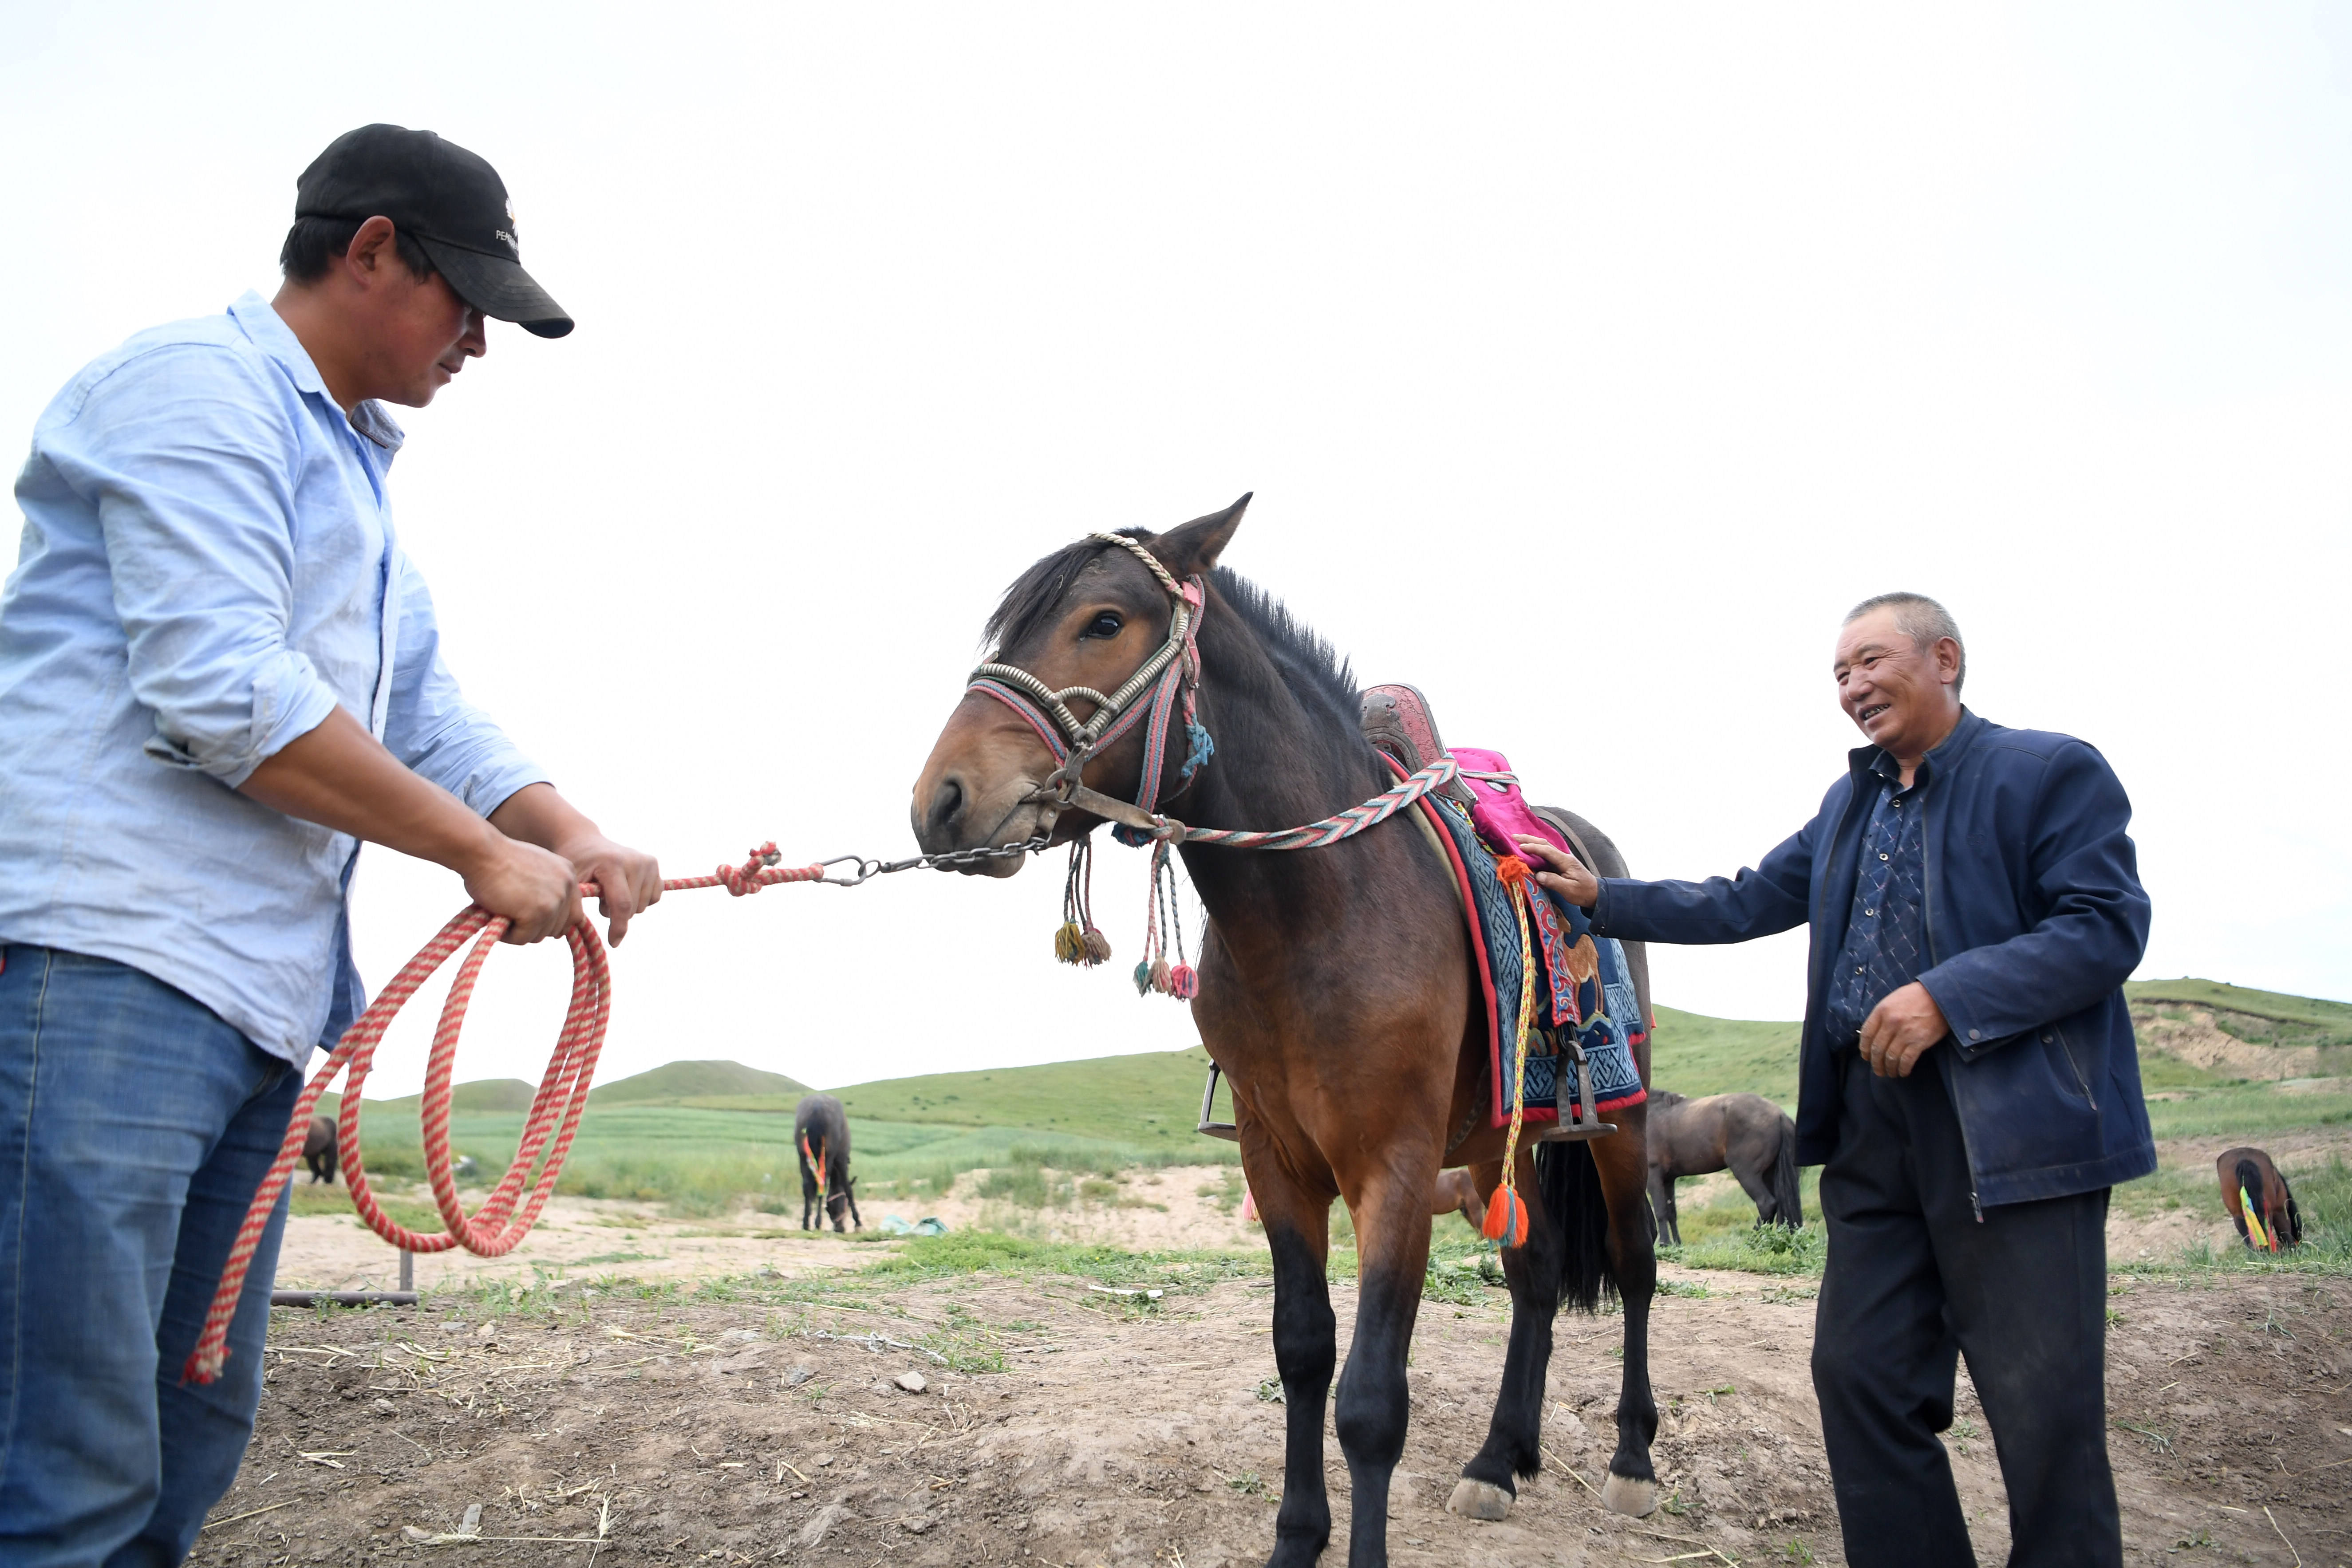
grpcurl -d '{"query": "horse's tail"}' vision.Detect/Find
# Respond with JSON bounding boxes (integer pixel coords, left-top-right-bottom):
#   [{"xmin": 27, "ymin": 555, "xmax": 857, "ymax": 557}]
[
  {"xmin": 2232, "ymin": 1158, "xmax": 2265, "ymax": 1247},
  {"xmin": 1770, "ymin": 1115, "xmax": 1802, "ymax": 1228},
  {"xmin": 1536, "ymin": 1141, "xmax": 1621, "ymax": 1315},
  {"xmin": 802, "ymin": 1133, "xmax": 828, "ymax": 1199}
]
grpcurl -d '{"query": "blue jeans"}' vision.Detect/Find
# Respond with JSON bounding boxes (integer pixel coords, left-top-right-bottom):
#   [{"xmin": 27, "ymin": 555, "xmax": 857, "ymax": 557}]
[{"xmin": 0, "ymin": 946, "xmax": 299, "ymax": 1568}]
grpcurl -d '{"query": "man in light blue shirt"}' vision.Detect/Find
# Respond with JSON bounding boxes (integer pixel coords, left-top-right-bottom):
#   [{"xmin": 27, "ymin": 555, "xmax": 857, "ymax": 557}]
[{"xmin": 0, "ymin": 125, "xmax": 660, "ymax": 1566}]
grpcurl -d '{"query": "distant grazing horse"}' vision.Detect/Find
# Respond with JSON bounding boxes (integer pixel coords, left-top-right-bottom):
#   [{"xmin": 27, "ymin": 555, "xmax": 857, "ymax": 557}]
[
  {"xmin": 302, "ymin": 1115, "xmax": 337, "ymax": 1184},
  {"xmin": 2217, "ymin": 1146, "xmax": 2301, "ymax": 1252},
  {"xmin": 1432, "ymin": 1168, "xmax": 1488, "ymax": 1233},
  {"xmin": 912, "ymin": 498, "xmax": 1664, "ymax": 1564},
  {"xmin": 794, "ymin": 1094, "xmax": 860, "ymax": 1232},
  {"xmin": 1644, "ymin": 1089, "xmax": 1801, "ymax": 1245}
]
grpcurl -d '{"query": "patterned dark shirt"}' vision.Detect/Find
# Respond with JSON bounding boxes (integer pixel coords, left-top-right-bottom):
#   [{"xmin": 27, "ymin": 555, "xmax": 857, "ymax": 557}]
[{"xmin": 1824, "ymin": 754, "xmax": 1927, "ymax": 1047}]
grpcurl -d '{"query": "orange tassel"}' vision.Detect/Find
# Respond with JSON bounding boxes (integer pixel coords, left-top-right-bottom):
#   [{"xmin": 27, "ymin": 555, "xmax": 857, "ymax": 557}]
[
  {"xmin": 1495, "ymin": 855, "xmax": 1533, "ymax": 888},
  {"xmin": 1480, "ymin": 1186, "xmax": 1528, "ymax": 1247}
]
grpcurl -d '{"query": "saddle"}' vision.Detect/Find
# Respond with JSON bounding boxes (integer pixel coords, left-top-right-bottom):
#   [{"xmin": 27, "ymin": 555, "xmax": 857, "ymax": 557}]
[
  {"xmin": 1360, "ymin": 684, "xmax": 1608, "ymax": 875},
  {"xmin": 1360, "ymin": 685, "xmax": 1640, "ymax": 1148}
]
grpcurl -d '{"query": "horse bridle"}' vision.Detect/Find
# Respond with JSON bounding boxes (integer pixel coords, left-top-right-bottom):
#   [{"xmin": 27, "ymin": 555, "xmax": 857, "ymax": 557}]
[{"xmin": 965, "ymin": 532, "xmax": 1210, "ymax": 841}]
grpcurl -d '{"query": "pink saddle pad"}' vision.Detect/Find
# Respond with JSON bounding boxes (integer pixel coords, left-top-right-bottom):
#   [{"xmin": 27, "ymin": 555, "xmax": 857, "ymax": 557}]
[{"xmin": 1451, "ymin": 747, "xmax": 1571, "ymax": 867}]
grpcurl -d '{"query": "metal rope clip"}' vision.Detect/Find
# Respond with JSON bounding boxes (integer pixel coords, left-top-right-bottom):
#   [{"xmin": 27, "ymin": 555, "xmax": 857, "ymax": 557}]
[{"xmin": 815, "ymin": 854, "xmax": 884, "ymax": 887}]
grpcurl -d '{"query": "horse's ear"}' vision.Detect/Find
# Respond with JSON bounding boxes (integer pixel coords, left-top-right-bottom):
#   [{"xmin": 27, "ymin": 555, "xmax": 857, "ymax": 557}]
[{"xmin": 1148, "ymin": 492, "xmax": 1251, "ymax": 579}]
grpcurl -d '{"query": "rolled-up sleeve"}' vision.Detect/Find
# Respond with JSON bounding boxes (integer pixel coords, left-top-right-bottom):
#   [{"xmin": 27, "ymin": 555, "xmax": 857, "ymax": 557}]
[
  {"xmin": 54, "ymin": 347, "xmax": 340, "ymax": 787},
  {"xmin": 381, "ymin": 551, "xmax": 547, "ymax": 816}
]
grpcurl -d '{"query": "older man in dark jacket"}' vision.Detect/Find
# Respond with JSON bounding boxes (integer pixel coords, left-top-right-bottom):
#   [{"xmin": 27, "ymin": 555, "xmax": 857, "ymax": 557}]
[{"xmin": 1520, "ymin": 592, "xmax": 2153, "ymax": 1568}]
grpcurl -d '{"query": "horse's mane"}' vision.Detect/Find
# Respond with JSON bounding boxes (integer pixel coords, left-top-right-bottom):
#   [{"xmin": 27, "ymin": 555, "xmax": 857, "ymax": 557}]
[
  {"xmin": 980, "ymin": 537, "xmax": 1362, "ymax": 724},
  {"xmin": 1206, "ymin": 567, "xmax": 1358, "ymax": 717}
]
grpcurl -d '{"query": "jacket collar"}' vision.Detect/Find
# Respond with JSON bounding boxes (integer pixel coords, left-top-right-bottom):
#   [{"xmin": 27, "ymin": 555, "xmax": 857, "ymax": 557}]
[
  {"xmin": 226, "ymin": 292, "xmax": 407, "ymax": 454},
  {"xmin": 1846, "ymin": 706, "xmax": 1984, "ymax": 788}
]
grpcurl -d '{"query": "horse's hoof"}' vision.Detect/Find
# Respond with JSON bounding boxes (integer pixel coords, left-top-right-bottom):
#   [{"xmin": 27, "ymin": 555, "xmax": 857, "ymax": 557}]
[
  {"xmin": 1600, "ymin": 1472, "xmax": 1660, "ymax": 1518},
  {"xmin": 1446, "ymin": 1479, "xmax": 1513, "ymax": 1521}
]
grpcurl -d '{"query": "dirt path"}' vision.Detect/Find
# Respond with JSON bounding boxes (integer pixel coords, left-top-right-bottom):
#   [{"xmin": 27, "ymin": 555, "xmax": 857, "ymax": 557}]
[
  {"xmin": 274, "ymin": 1166, "xmax": 1257, "ymax": 1294},
  {"xmin": 206, "ymin": 1253, "xmax": 2348, "ymax": 1566}
]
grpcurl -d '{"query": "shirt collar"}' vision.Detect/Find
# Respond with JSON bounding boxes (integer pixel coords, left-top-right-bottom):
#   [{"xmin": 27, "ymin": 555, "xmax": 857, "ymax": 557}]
[
  {"xmin": 1854, "ymin": 705, "xmax": 1979, "ymax": 792},
  {"xmin": 225, "ymin": 292, "xmax": 406, "ymax": 454}
]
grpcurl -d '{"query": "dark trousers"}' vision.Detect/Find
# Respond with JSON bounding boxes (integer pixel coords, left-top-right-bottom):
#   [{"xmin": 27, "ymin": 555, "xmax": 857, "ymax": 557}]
[{"xmin": 1812, "ymin": 1049, "xmax": 2119, "ymax": 1568}]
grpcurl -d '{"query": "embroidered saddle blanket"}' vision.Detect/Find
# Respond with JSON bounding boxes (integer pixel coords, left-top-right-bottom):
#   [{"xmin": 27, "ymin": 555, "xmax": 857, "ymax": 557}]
[{"xmin": 1384, "ymin": 752, "xmax": 1648, "ymax": 1130}]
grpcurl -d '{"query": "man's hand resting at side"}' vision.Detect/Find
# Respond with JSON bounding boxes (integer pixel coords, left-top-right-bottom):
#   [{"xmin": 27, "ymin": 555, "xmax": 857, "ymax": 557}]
[
  {"xmin": 239, "ymin": 708, "xmax": 659, "ymax": 945},
  {"xmin": 1859, "ymin": 981, "xmax": 1948, "ymax": 1078}
]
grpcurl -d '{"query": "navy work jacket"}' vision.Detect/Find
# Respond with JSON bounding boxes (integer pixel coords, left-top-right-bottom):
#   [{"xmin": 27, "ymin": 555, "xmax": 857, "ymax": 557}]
[{"xmin": 1590, "ymin": 709, "xmax": 2156, "ymax": 1210}]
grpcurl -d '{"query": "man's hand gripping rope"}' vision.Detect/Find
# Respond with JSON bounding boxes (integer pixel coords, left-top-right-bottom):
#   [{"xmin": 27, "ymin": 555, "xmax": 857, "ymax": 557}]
[{"xmin": 183, "ymin": 837, "xmax": 1007, "ymax": 1385}]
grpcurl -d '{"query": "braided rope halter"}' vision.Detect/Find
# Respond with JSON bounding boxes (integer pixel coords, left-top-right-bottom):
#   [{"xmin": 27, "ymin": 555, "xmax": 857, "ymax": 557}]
[{"xmin": 966, "ymin": 533, "xmax": 1461, "ymax": 997}]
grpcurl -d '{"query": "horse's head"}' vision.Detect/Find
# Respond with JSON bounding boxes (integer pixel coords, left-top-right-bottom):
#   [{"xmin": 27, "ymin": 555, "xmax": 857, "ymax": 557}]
[
  {"xmin": 826, "ymin": 1182, "xmax": 853, "ymax": 1226},
  {"xmin": 911, "ymin": 495, "xmax": 1249, "ymax": 874}
]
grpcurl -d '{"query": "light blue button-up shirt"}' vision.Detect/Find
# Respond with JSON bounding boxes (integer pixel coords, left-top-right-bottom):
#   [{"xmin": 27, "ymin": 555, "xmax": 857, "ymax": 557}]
[{"xmin": 0, "ymin": 292, "xmax": 546, "ymax": 1064}]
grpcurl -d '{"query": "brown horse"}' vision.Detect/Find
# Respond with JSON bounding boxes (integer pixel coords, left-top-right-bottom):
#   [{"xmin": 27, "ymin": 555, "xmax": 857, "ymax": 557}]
[
  {"xmin": 1643, "ymin": 1089, "xmax": 1801, "ymax": 1245},
  {"xmin": 912, "ymin": 499, "xmax": 1661, "ymax": 1565},
  {"xmin": 2217, "ymin": 1146, "xmax": 2301, "ymax": 1251},
  {"xmin": 302, "ymin": 1114, "xmax": 337, "ymax": 1184},
  {"xmin": 1432, "ymin": 1168, "xmax": 1488, "ymax": 1233},
  {"xmin": 794, "ymin": 1094, "xmax": 860, "ymax": 1232}
]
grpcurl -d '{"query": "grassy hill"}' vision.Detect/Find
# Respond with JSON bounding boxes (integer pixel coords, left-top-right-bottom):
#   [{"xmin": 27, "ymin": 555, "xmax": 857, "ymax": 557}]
[
  {"xmin": 1645, "ymin": 1005, "xmax": 1801, "ymax": 1110},
  {"xmin": 2125, "ymin": 978, "xmax": 2352, "ymax": 1046},
  {"xmin": 314, "ymin": 1077, "xmax": 537, "ymax": 1119},
  {"xmin": 831, "ymin": 1048, "xmax": 1225, "ymax": 1144},
  {"xmin": 587, "ymin": 1060, "xmax": 813, "ymax": 1105},
  {"xmin": 301, "ymin": 978, "xmax": 2348, "ymax": 1232}
]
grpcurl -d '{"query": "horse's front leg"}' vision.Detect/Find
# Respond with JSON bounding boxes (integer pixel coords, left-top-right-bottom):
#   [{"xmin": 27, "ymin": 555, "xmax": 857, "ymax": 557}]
[
  {"xmin": 1251, "ymin": 1158, "xmax": 1338, "ymax": 1568},
  {"xmin": 1592, "ymin": 1115, "xmax": 1662, "ymax": 1516},
  {"xmin": 1334, "ymin": 1154, "xmax": 1440, "ymax": 1567},
  {"xmin": 1450, "ymin": 1146, "xmax": 1562, "ymax": 1521}
]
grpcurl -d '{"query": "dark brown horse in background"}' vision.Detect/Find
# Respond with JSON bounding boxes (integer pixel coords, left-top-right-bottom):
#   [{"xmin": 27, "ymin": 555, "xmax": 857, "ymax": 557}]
[
  {"xmin": 912, "ymin": 498, "xmax": 1662, "ymax": 1566},
  {"xmin": 302, "ymin": 1115, "xmax": 337, "ymax": 1184},
  {"xmin": 1644, "ymin": 1089, "xmax": 1802, "ymax": 1245},
  {"xmin": 794, "ymin": 1093, "xmax": 860, "ymax": 1232}
]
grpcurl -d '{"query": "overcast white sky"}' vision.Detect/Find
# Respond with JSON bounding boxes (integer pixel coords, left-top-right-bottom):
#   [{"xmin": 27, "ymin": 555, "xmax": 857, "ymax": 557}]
[{"xmin": 5, "ymin": 3, "xmax": 2348, "ymax": 1099}]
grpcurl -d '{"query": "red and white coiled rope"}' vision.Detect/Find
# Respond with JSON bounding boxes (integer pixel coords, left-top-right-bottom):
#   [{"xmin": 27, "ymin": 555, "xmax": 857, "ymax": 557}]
[{"xmin": 184, "ymin": 843, "xmax": 822, "ymax": 1384}]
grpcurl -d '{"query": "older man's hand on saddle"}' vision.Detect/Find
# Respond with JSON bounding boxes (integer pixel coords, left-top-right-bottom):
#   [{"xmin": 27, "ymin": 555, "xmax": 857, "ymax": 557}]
[
  {"xmin": 1859, "ymin": 982, "xmax": 1949, "ymax": 1077},
  {"xmin": 1512, "ymin": 833, "xmax": 1599, "ymax": 911}
]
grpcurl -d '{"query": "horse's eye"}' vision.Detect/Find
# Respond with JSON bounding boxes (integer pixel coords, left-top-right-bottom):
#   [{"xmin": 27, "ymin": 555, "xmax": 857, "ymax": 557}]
[{"xmin": 1081, "ymin": 611, "xmax": 1124, "ymax": 640}]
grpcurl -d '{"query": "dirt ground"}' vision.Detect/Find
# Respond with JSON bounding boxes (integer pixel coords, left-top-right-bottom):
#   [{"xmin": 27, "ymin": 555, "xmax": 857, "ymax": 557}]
[
  {"xmin": 276, "ymin": 1136, "xmax": 2332, "ymax": 1297},
  {"xmin": 227, "ymin": 1220, "xmax": 2349, "ymax": 1567},
  {"xmin": 271, "ymin": 1167, "xmax": 1257, "ymax": 1294}
]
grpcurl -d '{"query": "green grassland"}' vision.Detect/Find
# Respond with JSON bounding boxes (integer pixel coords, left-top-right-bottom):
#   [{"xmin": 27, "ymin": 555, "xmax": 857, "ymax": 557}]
[
  {"xmin": 310, "ymin": 977, "xmax": 2347, "ymax": 1276},
  {"xmin": 1645, "ymin": 1005, "xmax": 1802, "ymax": 1108}
]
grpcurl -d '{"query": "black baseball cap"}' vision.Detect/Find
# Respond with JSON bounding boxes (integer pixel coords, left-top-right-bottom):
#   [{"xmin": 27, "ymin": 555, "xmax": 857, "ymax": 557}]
[{"xmin": 295, "ymin": 124, "xmax": 573, "ymax": 339}]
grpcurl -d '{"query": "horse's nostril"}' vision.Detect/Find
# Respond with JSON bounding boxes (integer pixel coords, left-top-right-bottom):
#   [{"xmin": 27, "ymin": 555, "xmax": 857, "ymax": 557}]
[{"xmin": 928, "ymin": 776, "xmax": 965, "ymax": 835}]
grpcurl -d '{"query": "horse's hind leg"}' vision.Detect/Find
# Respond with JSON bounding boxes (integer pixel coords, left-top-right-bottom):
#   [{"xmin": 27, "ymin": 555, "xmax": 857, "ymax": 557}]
[
  {"xmin": 1590, "ymin": 1116, "xmax": 1662, "ymax": 1516},
  {"xmin": 1452, "ymin": 1147, "xmax": 1562, "ymax": 1521},
  {"xmin": 1249, "ymin": 1157, "xmax": 1338, "ymax": 1568}
]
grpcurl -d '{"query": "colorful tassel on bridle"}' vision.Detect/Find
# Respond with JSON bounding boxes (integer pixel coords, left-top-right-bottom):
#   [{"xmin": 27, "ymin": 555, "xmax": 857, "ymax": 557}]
[
  {"xmin": 1480, "ymin": 855, "xmax": 1539, "ymax": 1248},
  {"xmin": 800, "ymin": 1133, "xmax": 828, "ymax": 1200},
  {"xmin": 1125, "ymin": 839, "xmax": 1199, "ymax": 1005},
  {"xmin": 1054, "ymin": 837, "xmax": 1112, "ymax": 967}
]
